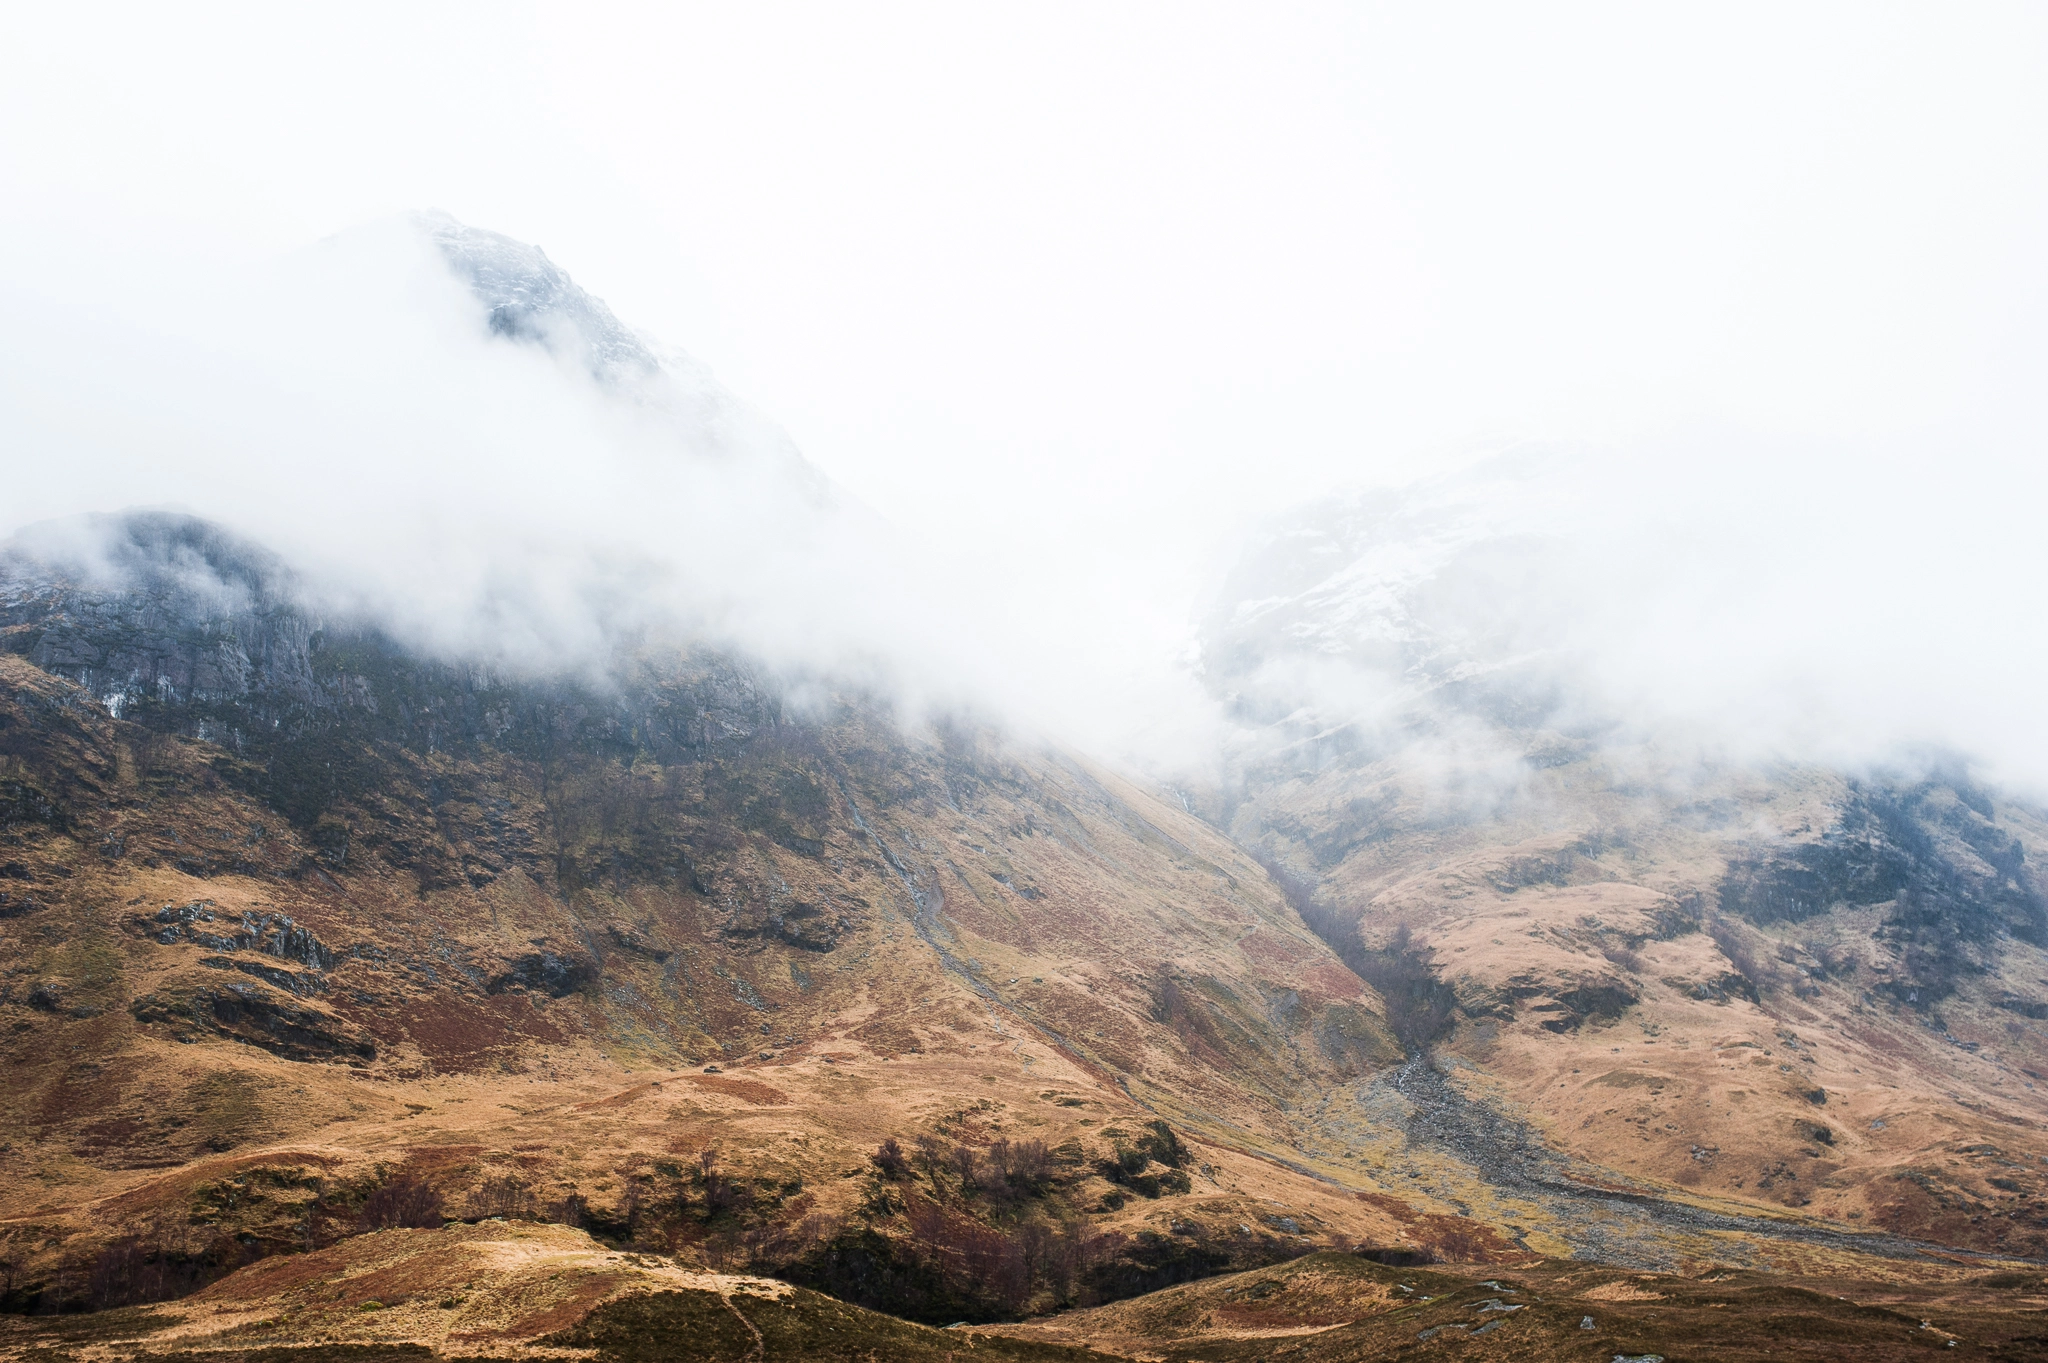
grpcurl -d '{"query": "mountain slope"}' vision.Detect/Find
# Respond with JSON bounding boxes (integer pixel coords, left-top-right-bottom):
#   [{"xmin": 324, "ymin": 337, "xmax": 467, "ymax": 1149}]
[
  {"xmin": 0, "ymin": 511, "xmax": 1410, "ymax": 1315},
  {"xmin": 1192, "ymin": 470, "xmax": 2048, "ymax": 1262},
  {"xmin": 5, "ymin": 225, "xmax": 2046, "ymax": 1361}
]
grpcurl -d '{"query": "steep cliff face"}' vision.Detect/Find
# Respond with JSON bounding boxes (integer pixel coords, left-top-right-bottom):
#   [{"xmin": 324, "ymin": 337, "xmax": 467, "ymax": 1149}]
[{"xmin": 0, "ymin": 512, "xmax": 1408, "ymax": 1313}]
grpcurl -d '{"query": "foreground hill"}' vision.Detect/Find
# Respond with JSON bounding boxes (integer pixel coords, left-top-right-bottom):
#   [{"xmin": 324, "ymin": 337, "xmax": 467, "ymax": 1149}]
[
  {"xmin": 0, "ymin": 1221, "xmax": 1123, "ymax": 1362},
  {"xmin": 5, "ymin": 1227, "xmax": 2044, "ymax": 1362},
  {"xmin": 980, "ymin": 1247, "xmax": 2048, "ymax": 1361}
]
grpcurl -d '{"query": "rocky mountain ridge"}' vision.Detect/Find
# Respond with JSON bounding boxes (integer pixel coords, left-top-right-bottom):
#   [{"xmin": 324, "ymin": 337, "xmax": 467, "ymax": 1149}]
[{"xmin": 0, "ymin": 508, "xmax": 1411, "ymax": 1322}]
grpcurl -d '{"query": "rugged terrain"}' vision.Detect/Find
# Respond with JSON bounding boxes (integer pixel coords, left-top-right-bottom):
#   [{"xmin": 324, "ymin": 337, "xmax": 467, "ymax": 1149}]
[
  {"xmin": 7, "ymin": 515, "xmax": 2048, "ymax": 1359},
  {"xmin": 981, "ymin": 1247, "xmax": 2048, "ymax": 1360},
  {"xmin": 4, "ymin": 225, "xmax": 2048, "ymax": 1358},
  {"xmin": 0, "ymin": 1222, "xmax": 1124, "ymax": 1362},
  {"xmin": 0, "ymin": 513, "xmax": 1423, "ymax": 1321},
  {"xmin": 1186, "ymin": 472, "xmax": 2048, "ymax": 1267},
  {"xmin": 8, "ymin": 1229, "xmax": 2046, "ymax": 1362}
]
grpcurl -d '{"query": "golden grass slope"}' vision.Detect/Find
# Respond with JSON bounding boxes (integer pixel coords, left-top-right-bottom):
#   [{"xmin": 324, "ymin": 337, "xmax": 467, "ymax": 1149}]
[
  {"xmin": 1216, "ymin": 747, "xmax": 2048, "ymax": 1258},
  {"xmin": 0, "ymin": 648, "xmax": 1416, "ymax": 1301}
]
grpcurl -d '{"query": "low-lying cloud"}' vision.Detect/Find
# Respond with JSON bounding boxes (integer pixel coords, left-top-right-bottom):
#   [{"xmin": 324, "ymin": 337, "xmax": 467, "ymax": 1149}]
[
  {"xmin": 1199, "ymin": 439, "xmax": 2048, "ymax": 797},
  {"xmin": 1, "ymin": 214, "xmax": 998, "ymax": 721},
  {"xmin": 2, "ymin": 215, "xmax": 2043, "ymax": 799}
]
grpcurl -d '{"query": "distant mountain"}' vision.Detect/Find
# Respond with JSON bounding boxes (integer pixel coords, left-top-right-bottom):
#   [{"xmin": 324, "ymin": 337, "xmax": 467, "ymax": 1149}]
[
  {"xmin": 419, "ymin": 211, "xmax": 664, "ymax": 382},
  {"xmin": 412, "ymin": 209, "xmax": 822, "ymax": 489},
  {"xmin": 1191, "ymin": 461, "xmax": 2048, "ymax": 1260}
]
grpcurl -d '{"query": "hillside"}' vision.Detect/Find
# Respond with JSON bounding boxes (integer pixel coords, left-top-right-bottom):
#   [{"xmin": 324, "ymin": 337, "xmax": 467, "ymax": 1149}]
[
  {"xmin": 1190, "ymin": 471, "xmax": 2048, "ymax": 1263},
  {"xmin": 4, "ymin": 225, "xmax": 2048, "ymax": 1360},
  {"xmin": 7, "ymin": 1232, "xmax": 2045, "ymax": 1363},
  {"xmin": 978, "ymin": 1248, "xmax": 2048, "ymax": 1360},
  {"xmin": 0, "ymin": 512, "xmax": 1409, "ymax": 1318}
]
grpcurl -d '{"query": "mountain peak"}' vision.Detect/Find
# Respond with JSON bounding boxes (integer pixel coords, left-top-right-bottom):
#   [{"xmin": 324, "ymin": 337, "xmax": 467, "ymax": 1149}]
[{"xmin": 413, "ymin": 210, "xmax": 660, "ymax": 383}]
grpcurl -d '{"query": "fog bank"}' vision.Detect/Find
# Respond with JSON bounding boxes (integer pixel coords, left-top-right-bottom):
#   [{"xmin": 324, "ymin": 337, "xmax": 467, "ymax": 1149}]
[
  {"xmin": 0, "ymin": 215, "xmax": 1010, "ymax": 723},
  {"xmin": 1, "ymin": 214, "xmax": 2044, "ymax": 798},
  {"xmin": 1199, "ymin": 442, "xmax": 2048, "ymax": 797}
]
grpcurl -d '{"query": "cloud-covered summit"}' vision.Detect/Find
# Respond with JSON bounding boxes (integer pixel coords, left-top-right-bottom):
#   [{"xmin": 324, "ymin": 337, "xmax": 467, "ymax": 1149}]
[
  {"xmin": 0, "ymin": 214, "xmax": 951, "ymax": 709},
  {"xmin": 1197, "ymin": 444, "xmax": 2048, "ymax": 796},
  {"xmin": 419, "ymin": 210, "xmax": 661, "ymax": 382}
]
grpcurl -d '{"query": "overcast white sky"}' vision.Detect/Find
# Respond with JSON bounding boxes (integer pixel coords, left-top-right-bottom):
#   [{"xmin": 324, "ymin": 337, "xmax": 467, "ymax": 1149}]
[{"xmin": 4, "ymin": 3, "xmax": 2046, "ymax": 768}]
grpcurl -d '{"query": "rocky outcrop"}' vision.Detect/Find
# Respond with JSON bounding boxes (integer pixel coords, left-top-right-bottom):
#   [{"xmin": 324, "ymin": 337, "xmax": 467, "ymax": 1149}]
[
  {"xmin": 487, "ymin": 951, "xmax": 597, "ymax": 999},
  {"xmin": 130, "ymin": 979, "xmax": 374, "ymax": 1062},
  {"xmin": 150, "ymin": 901, "xmax": 335, "ymax": 968}
]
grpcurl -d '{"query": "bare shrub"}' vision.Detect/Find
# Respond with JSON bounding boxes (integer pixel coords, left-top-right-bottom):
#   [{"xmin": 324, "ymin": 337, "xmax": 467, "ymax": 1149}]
[
  {"xmin": 912, "ymin": 1132, "xmax": 947, "ymax": 1184},
  {"xmin": 783, "ymin": 1208, "xmax": 1132, "ymax": 1322},
  {"xmin": 795, "ymin": 1212, "xmax": 843, "ymax": 1250},
  {"xmin": 84, "ymin": 1231, "xmax": 260, "ymax": 1310},
  {"xmin": 870, "ymin": 1137, "xmax": 911, "ymax": 1181},
  {"xmin": 945, "ymin": 1143, "xmax": 984, "ymax": 1193},
  {"xmin": 468, "ymin": 1175, "xmax": 536, "ymax": 1221},
  {"xmin": 988, "ymin": 1138, "xmax": 1052, "ymax": 1194},
  {"xmin": 1030, "ymin": 1218, "xmax": 1118, "ymax": 1305},
  {"xmin": 697, "ymin": 1148, "xmax": 750, "ymax": 1219},
  {"xmin": 701, "ymin": 1227, "xmax": 743, "ymax": 1270},
  {"xmin": 904, "ymin": 1198, "xmax": 1030, "ymax": 1313},
  {"xmin": 358, "ymin": 1175, "xmax": 443, "ymax": 1230},
  {"xmin": 86, "ymin": 1240, "xmax": 185, "ymax": 1310}
]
